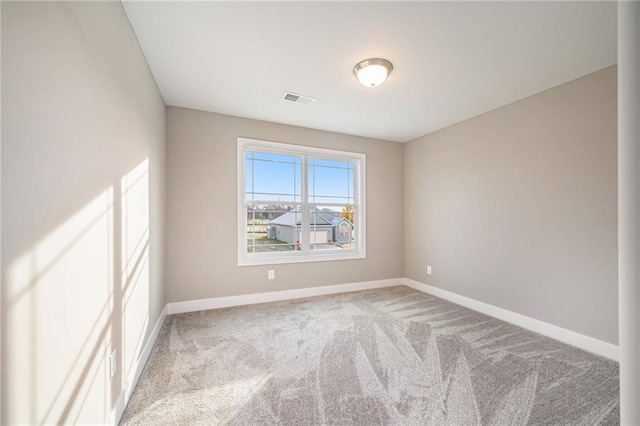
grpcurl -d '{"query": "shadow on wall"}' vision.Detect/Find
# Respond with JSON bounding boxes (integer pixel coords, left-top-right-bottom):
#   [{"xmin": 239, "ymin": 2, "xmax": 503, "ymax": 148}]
[{"xmin": 3, "ymin": 159, "xmax": 151, "ymax": 424}]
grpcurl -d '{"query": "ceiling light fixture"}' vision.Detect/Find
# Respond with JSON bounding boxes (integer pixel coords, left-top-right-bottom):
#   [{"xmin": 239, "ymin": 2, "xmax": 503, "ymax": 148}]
[{"xmin": 353, "ymin": 58, "xmax": 393, "ymax": 88}]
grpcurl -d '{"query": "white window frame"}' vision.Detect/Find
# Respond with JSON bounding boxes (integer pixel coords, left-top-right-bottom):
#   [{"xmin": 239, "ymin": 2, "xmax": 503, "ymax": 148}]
[{"xmin": 237, "ymin": 137, "xmax": 366, "ymax": 266}]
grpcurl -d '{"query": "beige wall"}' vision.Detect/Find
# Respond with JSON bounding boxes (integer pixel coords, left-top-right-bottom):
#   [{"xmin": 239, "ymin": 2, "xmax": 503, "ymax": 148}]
[
  {"xmin": 166, "ymin": 107, "xmax": 404, "ymax": 302},
  {"xmin": 404, "ymin": 66, "xmax": 618, "ymax": 344},
  {"xmin": 1, "ymin": 2, "xmax": 166, "ymax": 424}
]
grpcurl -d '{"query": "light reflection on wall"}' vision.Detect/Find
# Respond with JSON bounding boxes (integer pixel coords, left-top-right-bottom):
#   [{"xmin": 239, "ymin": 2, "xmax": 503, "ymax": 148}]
[
  {"xmin": 121, "ymin": 159, "xmax": 150, "ymax": 389},
  {"xmin": 4, "ymin": 159, "xmax": 151, "ymax": 424}
]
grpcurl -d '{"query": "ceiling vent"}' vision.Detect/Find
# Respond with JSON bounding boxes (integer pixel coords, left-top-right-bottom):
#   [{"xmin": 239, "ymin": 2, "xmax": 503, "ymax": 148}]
[{"xmin": 282, "ymin": 91, "xmax": 316, "ymax": 105}]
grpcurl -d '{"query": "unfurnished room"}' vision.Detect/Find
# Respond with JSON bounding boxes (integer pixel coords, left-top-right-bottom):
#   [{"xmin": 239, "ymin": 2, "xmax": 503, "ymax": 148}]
[{"xmin": 2, "ymin": 1, "xmax": 640, "ymax": 425}]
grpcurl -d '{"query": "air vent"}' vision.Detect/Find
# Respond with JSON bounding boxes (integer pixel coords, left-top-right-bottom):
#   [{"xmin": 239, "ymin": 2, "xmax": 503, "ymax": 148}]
[{"xmin": 282, "ymin": 91, "xmax": 316, "ymax": 105}]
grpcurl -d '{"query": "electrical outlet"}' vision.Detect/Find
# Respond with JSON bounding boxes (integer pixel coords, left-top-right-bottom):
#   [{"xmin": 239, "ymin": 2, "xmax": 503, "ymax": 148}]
[
  {"xmin": 268, "ymin": 270, "xmax": 275, "ymax": 280},
  {"xmin": 427, "ymin": 265, "xmax": 432, "ymax": 275},
  {"xmin": 109, "ymin": 350, "xmax": 117, "ymax": 380}
]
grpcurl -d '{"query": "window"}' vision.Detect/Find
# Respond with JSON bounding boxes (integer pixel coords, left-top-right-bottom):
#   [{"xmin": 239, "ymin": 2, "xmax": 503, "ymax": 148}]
[
  {"xmin": 238, "ymin": 137, "xmax": 366, "ymax": 266},
  {"xmin": 339, "ymin": 222, "xmax": 350, "ymax": 239}
]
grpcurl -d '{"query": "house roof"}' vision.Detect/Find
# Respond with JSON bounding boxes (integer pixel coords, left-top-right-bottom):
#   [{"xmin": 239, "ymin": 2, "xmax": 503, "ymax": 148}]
[
  {"xmin": 320, "ymin": 212, "xmax": 348, "ymax": 226},
  {"xmin": 271, "ymin": 209, "xmax": 350, "ymax": 227}
]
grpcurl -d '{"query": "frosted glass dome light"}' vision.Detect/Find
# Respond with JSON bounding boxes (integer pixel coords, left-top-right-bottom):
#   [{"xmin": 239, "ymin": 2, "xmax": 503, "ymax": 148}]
[{"xmin": 353, "ymin": 58, "xmax": 393, "ymax": 87}]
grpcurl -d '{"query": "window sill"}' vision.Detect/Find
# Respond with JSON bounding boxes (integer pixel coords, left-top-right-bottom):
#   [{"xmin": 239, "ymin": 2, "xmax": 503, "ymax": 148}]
[{"xmin": 238, "ymin": 251, "xmax": 366, "ymax": 266}]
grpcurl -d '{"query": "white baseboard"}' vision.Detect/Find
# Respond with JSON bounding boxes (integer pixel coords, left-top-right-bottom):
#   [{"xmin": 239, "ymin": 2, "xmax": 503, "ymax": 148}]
[
  {"xmin": 167, "ymin": 278, "xmax": 403, "ymax": 315},
  {"xmin": 125, "ymin": 304, "xmax": 169, "ymax": 401},
  {"xmin": 105, "ymin": 390, "xmax": 125, "ymax": 426},
  {"xmin": 404, "ymin": 278, "xmax": 619, "ymax": 361},
  {"xmin": 106, "ymin": 304, "xmax": 169, "ymax": 426}
]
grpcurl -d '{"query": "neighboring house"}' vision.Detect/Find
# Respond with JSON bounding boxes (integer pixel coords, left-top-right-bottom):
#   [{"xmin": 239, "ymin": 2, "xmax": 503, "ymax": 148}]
[{"xmin": 268, "ymin": 209, "xmax": 353, "ymax": 244}]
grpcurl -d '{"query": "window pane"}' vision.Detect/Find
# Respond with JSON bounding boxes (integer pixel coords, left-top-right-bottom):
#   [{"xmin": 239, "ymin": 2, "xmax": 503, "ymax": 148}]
[
  {"xmin": 246, "ymin": 152, "xmax": 301, "ymax": 202},
  {"xmin": 308, "ymin": 205, "xmax": 355, "ymax": 251},
  {"xmin": 246, "ymin": 203, "xmax": 301, "ymax": 253},
  {"xmin": 308, "ymin": 158, "xmax": 354, "ymax": 204}
]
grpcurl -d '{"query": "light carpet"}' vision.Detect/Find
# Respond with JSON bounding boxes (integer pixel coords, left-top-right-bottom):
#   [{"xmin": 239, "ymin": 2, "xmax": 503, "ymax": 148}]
[{"xmin": 120, "ymin": 286, "xmax": 619, "ymax": 425}]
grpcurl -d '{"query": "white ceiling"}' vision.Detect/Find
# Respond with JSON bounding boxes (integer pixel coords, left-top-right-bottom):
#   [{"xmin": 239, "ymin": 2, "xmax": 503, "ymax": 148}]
[{"xmin": 122, "ymin": 1, "xmax": 617, "ymax": 143}]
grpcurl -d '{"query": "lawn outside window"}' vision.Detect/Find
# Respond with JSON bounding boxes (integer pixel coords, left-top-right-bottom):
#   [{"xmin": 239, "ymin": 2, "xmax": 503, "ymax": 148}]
[{"xmin": 237, "ymin": 137, "xmax": 366, "ymax": 266}]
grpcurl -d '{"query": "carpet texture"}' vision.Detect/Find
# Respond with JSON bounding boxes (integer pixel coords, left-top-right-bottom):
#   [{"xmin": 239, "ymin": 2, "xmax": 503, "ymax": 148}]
[{"xmin": 120, "ymin": 286, "xmax": 619, "ymax": 425}]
